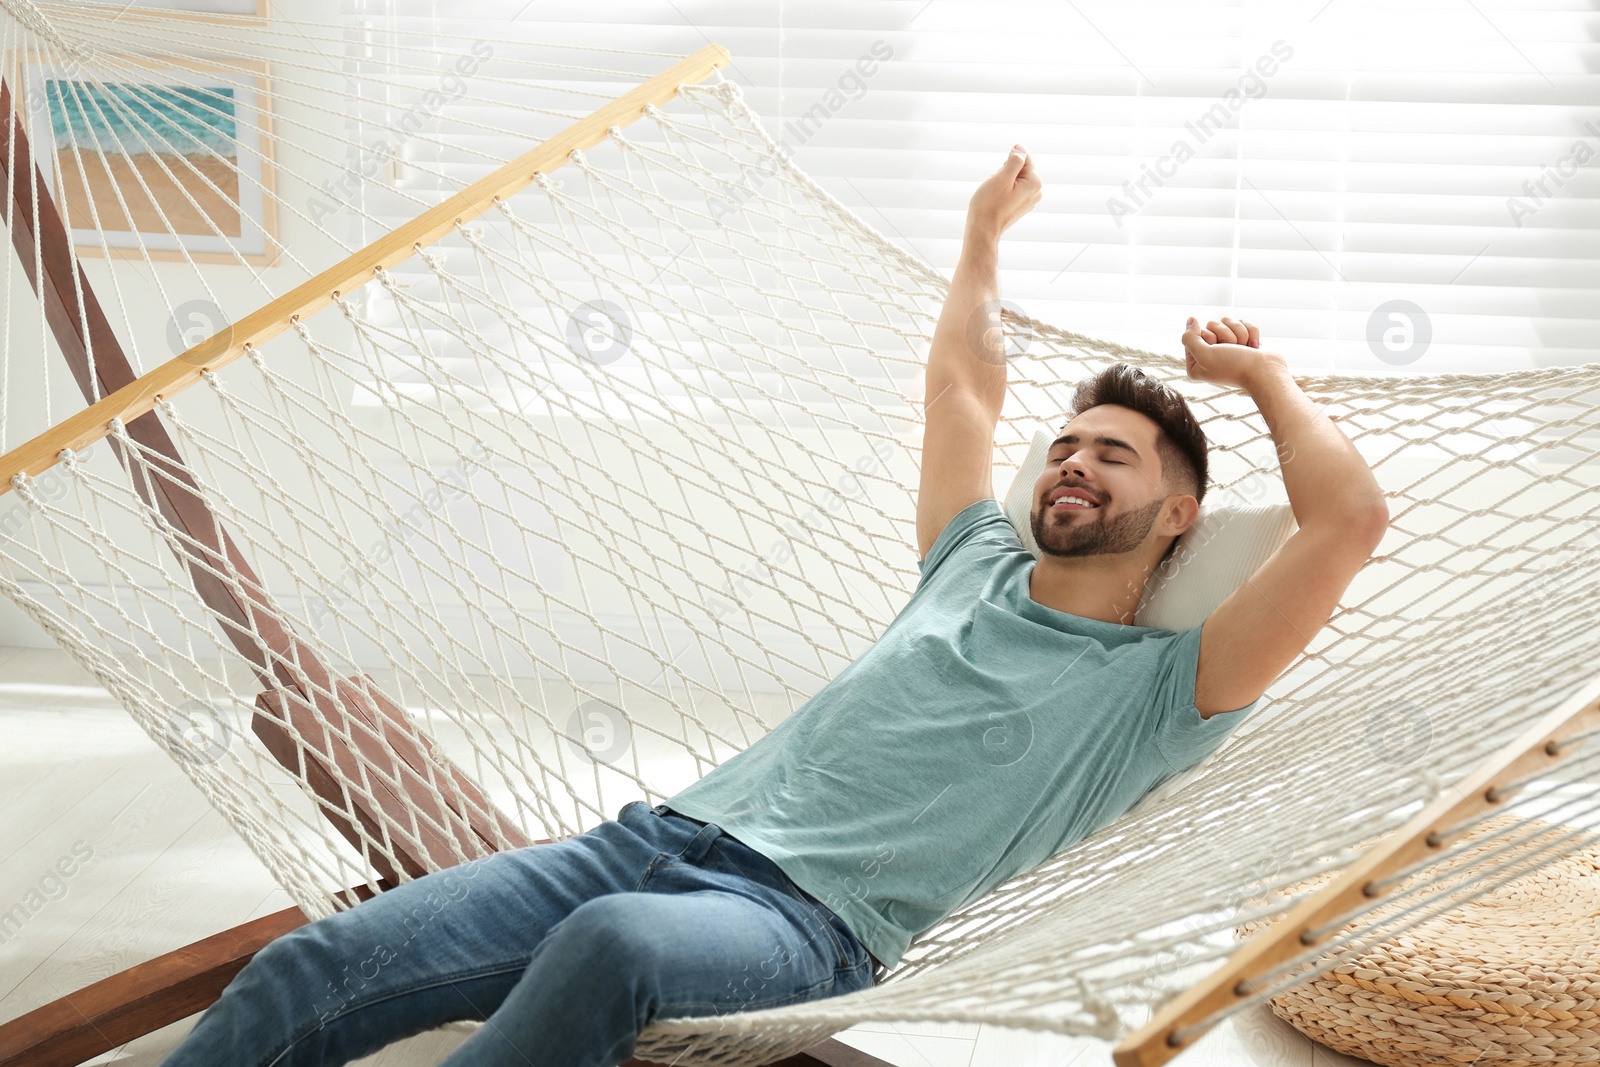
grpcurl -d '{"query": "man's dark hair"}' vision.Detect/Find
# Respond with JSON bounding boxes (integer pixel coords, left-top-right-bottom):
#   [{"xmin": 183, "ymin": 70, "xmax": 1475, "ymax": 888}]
[{"xmin": 1066, "ymin": 361, "xmax": 1210, "ymax": 510}]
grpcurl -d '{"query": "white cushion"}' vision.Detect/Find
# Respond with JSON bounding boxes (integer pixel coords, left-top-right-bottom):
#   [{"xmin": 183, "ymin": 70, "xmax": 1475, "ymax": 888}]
[{"xmin": 1000, "ymin": 426, "xmax": 1298, "ymax": 632}]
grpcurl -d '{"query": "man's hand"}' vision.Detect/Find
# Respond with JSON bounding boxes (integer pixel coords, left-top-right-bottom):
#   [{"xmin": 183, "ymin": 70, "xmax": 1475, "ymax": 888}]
[
  {"xmin": 1181, "ymin": 315, "xmax": 1288, "ymax": 390},
  {"xmin": 966, "ymin": 145, "xmax": 1041, "ymax": 241}
]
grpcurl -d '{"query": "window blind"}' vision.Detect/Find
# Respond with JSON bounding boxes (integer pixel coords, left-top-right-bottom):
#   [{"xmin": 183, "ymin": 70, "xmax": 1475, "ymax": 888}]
[{"xmin": 353, "ymin": 0, "xmax": 1600, "ymax": 373}]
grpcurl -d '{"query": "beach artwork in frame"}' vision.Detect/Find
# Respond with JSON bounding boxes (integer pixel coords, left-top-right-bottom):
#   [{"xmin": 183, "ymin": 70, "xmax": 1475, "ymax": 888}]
[
  {"xmin": 25, "ymin": 59, "xmax": 277, "ymax": 265},
  {"xmin": 91, "ymin": 0, "xmax": 269, "ymax": 19}
]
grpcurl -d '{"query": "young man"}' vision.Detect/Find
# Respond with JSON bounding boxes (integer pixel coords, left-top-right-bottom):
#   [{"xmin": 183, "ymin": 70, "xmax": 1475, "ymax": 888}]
[{"xmin": 161, "ymin": 148, "xmax": 1387, "ymax": 1067}]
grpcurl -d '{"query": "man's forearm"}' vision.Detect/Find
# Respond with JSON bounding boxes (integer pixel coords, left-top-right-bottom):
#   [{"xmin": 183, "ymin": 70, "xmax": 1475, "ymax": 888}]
[
  {"xmin": 1245, "ymin": 361, "xmax": 1388, "ymax": 532},
  {"xmin": 925, "ymin": 225, "xmax": 1007, "ymax": 415}
]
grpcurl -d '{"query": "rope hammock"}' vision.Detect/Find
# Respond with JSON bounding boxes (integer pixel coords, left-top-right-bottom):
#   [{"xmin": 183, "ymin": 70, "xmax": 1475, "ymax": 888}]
[{"xmin": 2, "ymin": 5, "xmax": 1599, "ymax": 1065}]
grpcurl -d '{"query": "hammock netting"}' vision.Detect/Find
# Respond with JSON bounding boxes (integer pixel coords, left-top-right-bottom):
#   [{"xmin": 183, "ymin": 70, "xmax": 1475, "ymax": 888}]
[{"xmin": 1, "ymin": 4, "xmax": 1598, "ymax": 1062}]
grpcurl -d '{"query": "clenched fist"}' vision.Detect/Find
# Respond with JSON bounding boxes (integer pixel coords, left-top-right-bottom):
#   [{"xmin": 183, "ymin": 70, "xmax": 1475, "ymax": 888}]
[
  {"xmin": 1182, "ymin": 315, "xmax": 1287, "ymax": 390},
  {"xmin": 967, "ymin": 145, "xmax": 1041, "ymax": 241}
]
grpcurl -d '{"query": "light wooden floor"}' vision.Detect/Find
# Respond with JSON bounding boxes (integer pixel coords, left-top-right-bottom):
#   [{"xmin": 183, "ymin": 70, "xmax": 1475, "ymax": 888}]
[{"xmin": 0, "ymin": 644, "xmax": 1379, "ymax": 1067}]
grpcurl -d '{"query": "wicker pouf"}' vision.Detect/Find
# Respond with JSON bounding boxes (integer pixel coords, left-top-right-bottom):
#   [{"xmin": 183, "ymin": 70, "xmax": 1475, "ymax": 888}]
[{"xmin": 1233, "ymin": 813, "xmax": 1600, "ymax": 1066}]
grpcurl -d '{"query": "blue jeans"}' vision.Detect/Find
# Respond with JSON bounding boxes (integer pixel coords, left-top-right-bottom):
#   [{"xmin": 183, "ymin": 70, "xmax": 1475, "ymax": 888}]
[{"xmin": 161, "ymin": 802, "xmax": 879, "ymax": 1067}]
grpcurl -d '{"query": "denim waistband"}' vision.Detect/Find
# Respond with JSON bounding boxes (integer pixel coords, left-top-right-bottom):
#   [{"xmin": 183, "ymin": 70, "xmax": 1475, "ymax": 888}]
[
  {"xmin": 649, "ymin": 803, "xmax": 885, "ymax": 976},
  {"xmin": 649, "ymin": 803, "xmax": 724, "ymax": 864}
]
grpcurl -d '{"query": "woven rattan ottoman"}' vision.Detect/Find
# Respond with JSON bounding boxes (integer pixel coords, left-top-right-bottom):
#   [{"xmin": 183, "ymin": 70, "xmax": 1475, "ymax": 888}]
[{"xmin": 1234, "ymin": 813, "xmax": 1600, "ymax": 1066}]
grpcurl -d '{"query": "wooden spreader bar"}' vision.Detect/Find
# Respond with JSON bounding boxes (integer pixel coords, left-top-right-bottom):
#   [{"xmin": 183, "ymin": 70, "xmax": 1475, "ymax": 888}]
[
  {"xmin": 1113, "ymin": 673, "xmax": 1600, "ymax": 1066},
  {"xmin": 0, "ymin": 43, "xmax": 732, "ymax": 497}
]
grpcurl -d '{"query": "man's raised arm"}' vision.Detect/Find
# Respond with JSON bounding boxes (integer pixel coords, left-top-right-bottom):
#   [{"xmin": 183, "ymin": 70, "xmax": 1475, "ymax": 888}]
[
  {"xmin": 1180, "ymin": 317, "xmax": 1389, "ymax": 716},
  {"xmin": 916, "ymin": 145, "xmax": 1041, "ymax": 561}
]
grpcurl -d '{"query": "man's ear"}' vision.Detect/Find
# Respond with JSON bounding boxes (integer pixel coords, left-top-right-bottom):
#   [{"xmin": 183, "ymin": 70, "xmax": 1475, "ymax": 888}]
[{"xmin": 1164, "ymin": 494, "xmax": 1200, "ymax": 539}]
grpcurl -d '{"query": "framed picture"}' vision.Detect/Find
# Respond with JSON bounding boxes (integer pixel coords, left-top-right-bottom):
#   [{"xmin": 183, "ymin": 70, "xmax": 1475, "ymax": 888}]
[
  {"xmin": 93, "ymin": 0, "xmax": 270, "ymax": 20},
  {"xmin": 18, "ymin": 57, "xmax": 278, "ymax": 266}
]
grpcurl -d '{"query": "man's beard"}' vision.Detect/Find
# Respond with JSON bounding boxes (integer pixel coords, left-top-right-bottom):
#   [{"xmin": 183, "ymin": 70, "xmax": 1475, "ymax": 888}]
[{"xmin": 1031, "ymin": 495, "xmax": 1164, "ymax": 558}]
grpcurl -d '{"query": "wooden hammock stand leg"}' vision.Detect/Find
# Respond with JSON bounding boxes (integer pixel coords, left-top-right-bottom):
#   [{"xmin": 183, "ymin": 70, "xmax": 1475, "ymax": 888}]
[{"xmin": 0, "ymin": 57, "xmax": 895, "ymax": 1067}]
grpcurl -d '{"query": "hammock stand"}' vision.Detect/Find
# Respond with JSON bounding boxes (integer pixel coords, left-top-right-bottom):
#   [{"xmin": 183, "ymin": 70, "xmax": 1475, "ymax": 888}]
[{"xmin": 0, "ymin": 37, "xmax": 1597, "ymax": 1067}]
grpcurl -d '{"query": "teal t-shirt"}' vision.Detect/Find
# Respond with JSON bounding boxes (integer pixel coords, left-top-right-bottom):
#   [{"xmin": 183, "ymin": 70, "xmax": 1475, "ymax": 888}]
[{"xmin": 663, "ymin": 497, "xmax": 1258, "ymax": 969}]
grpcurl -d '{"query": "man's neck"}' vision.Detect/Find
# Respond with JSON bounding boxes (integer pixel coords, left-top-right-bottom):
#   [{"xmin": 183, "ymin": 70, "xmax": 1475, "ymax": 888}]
[{"xmin": 1026, "ymin": 554, "xmax": 1153, "ymax": 627}]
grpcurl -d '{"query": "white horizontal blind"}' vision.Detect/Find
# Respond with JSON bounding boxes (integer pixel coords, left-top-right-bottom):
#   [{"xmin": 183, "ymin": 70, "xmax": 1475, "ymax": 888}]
[{"xmin": 348, "ymin": 0, "xmax": 1600, "ymax": 375}]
